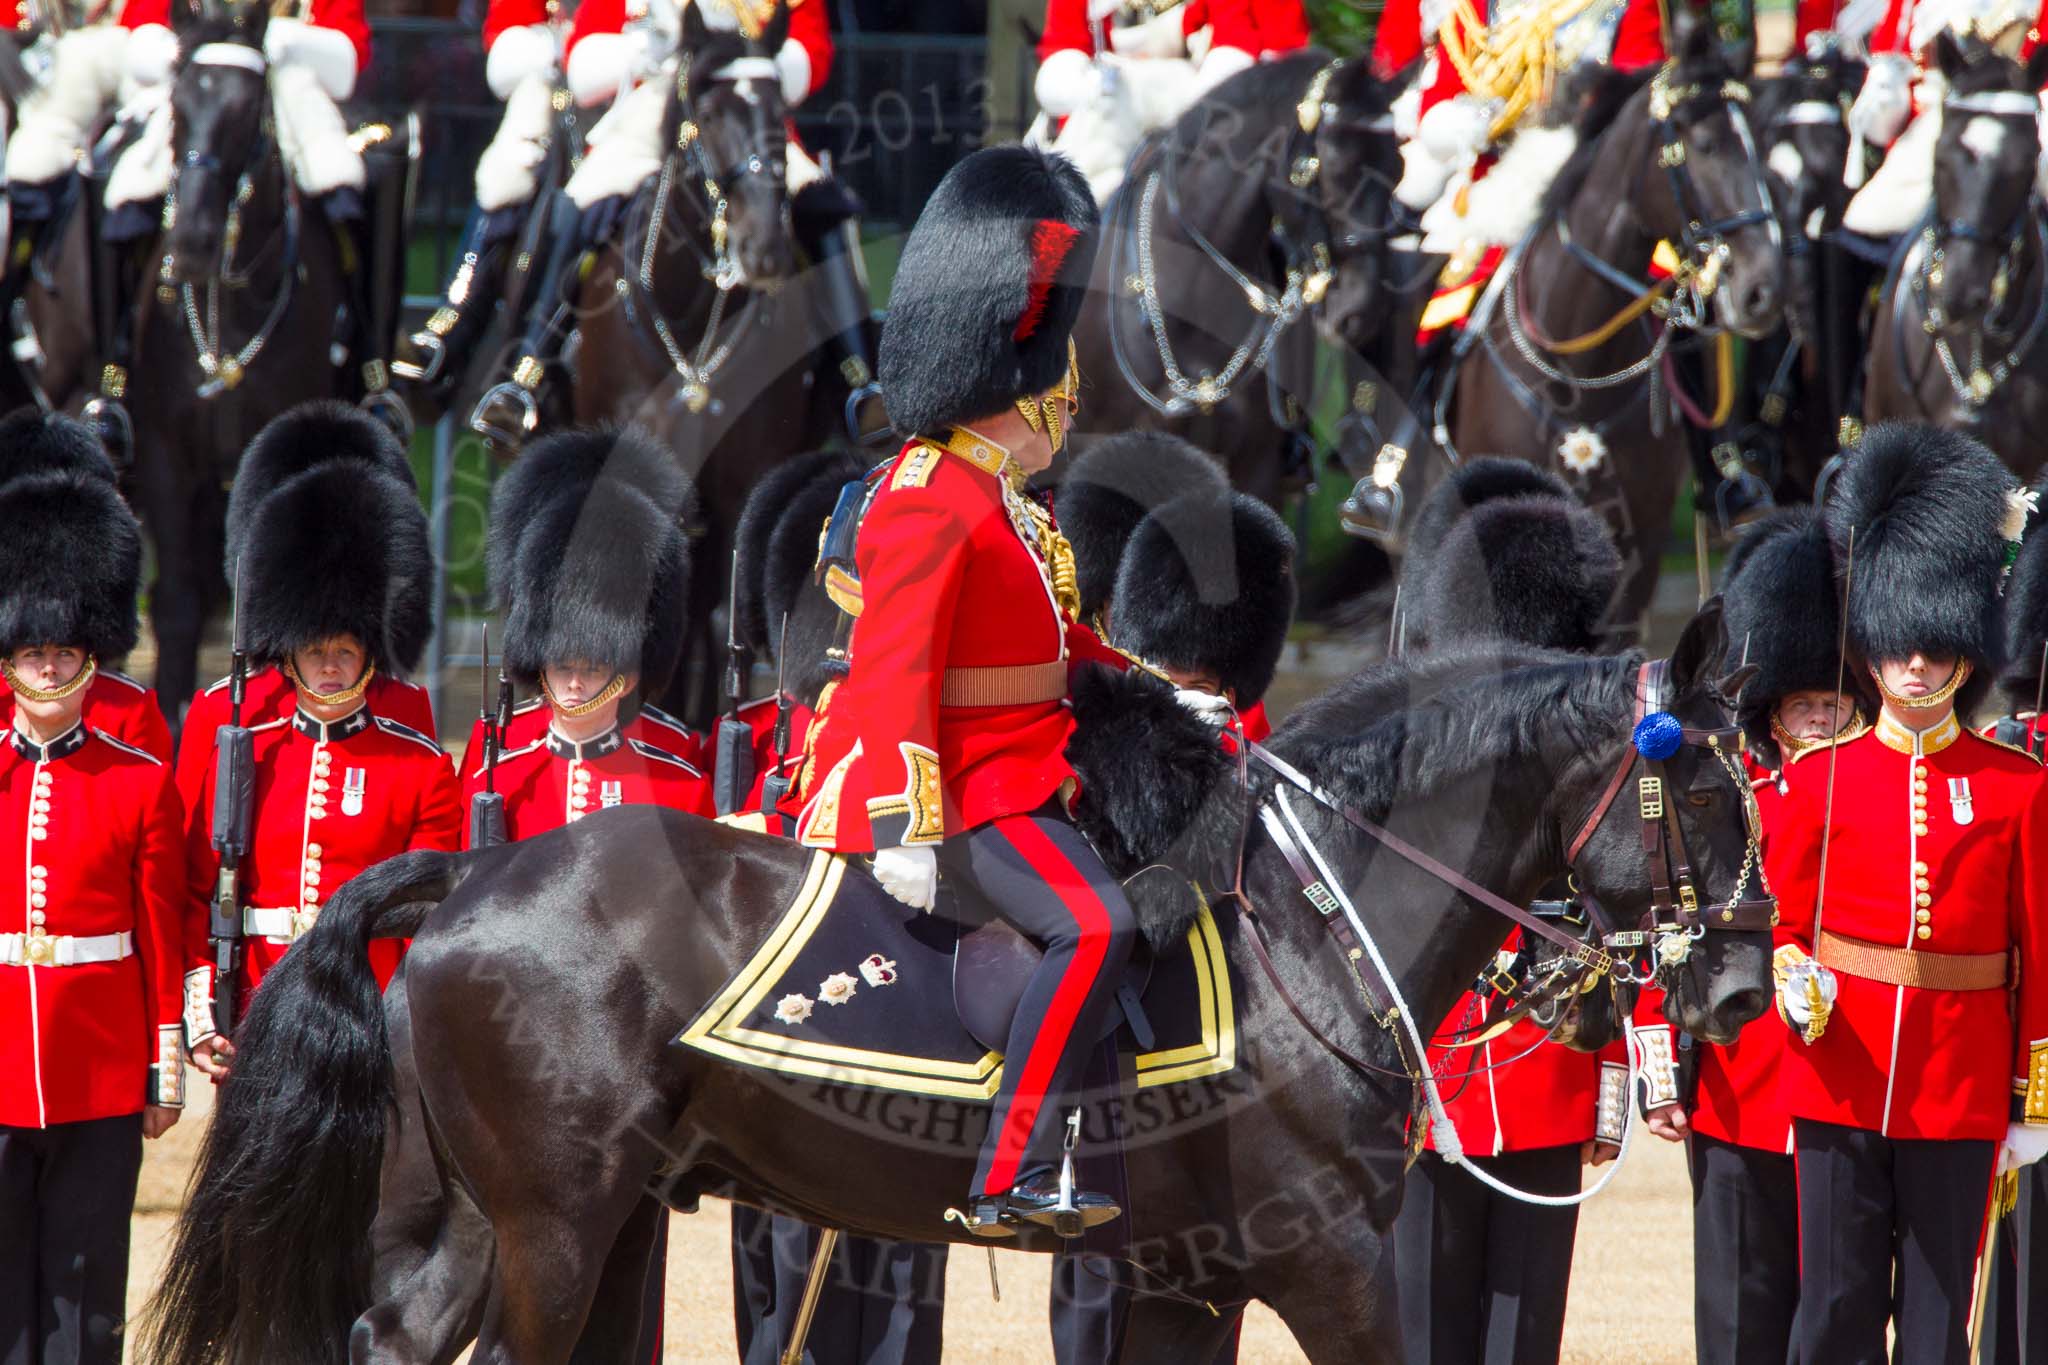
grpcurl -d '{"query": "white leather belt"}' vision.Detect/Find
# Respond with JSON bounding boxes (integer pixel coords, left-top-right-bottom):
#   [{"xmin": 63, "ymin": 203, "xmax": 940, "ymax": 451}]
[
  {"xmin": 244, "ymin": 905, "xmax": 321, "ymax": 942},
  {"xmin": 1, "ymin": 929, "xmax": 134, "ymax": 967}
]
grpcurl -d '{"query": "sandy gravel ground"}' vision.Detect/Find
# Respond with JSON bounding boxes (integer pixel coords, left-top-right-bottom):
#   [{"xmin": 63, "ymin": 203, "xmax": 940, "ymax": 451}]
[{"xmin": 123, "ymin": 1084, "xmax": 1693, "ymax": 1363}]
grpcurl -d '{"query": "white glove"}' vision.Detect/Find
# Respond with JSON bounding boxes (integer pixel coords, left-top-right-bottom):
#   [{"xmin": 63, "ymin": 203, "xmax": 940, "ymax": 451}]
[
  {"xmin": 1849, "ymin": 53, "xmax": 1914, "ymax": 148},
  {"xmin": 773, "ymin": 36, "xmax": 811, "ymax": 106},
  {"xmin": 1035, "ymin": 48, "xmax": 1103, "ymax": 118},
  {"xmin": 2003, "ymin": 1123, "xmax": 2048, "ymax": 1173},
  {"xmin": 1173, "ymin": 687, "xmax": 1232, "ymax": 726},
  {"xmin": 123, "ymin": 23, "xmax": 178, "ymax": 95},
  {"xmin": 485, "ymin": 22, "xmax": 559, "ymax": 100},
  {"xmin": 872, "ymin": 844, "xmax": 938, "ymax": 911},
  {"xmin": 181, "ymin": 965, "xmax": 217, "ymax": 1050},
  {"xmin": 625, "ymin": 23, "xmax": 667, "ymax": 81},
  {"xmin": 1109, "ymin": 7, "xmax": 1188, "ymax": 58},
  {"xmin": 1196, "ymin": 44, "xmax": 1254, "ymax": 92},
  {"xmin": 265, "ymin": 17, "xmax": 358, "ymax": 101},
  {"xmin": 1776, "ymin": 957, "xmax": 1837, "ymax": 1037},
  {"xmin": 1417, "ymin": 93, "xmax": 1491, "ymax": 162}
]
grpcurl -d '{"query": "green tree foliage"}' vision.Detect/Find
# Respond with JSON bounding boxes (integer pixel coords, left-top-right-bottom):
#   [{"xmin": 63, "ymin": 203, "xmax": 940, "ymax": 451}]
[{"xmin": 1306, "ymin": 0, "xmax": 1378, "ymax": 56}]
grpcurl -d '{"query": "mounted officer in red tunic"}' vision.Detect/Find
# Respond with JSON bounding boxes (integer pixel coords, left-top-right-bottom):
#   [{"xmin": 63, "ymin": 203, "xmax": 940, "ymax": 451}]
[
  {"xmin": 1769, "ymin": 422, "xmax": 2048, "ymax": 1363},
  {"xmin": 0, "ymin": 445, "xmax": 186, "ymax": 1365},
  {"xmin": 794, "ymin": 143, "xmax": 1137, "ymax": 1236}
]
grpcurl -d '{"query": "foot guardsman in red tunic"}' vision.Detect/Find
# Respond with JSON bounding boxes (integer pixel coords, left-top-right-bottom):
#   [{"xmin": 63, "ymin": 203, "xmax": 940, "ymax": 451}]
[
  {"xmin": 1769, "ymin": 423, "xmax": 2048, "ymax": 1363},
  {"xmin": 0, "ymin": 454, "xmax": 187, "ymax": 1365},
  {"xmin": 182, "ymin": 404, "xmax": 460, "ymax": 1083},
  {"xmin": 794, "ymin": 144, "xmax": 1137, "ymax": 1236},
  {"xmin": 1639, "ymin": 505, "xmax": 1862, "ymax": 1365}
]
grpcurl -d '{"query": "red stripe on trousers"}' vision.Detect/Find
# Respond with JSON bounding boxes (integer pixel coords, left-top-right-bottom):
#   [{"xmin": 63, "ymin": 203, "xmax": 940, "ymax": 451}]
[{"xmin": 982, "ymin": 818, "xmax": 1114, "ymax": 1195}]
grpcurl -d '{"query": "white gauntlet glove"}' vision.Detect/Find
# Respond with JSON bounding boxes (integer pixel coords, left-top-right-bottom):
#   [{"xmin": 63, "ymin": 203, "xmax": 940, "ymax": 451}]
[
  {"xmin": 1773, "ymin": 946, "xmax": 1836, "ymax": 1043},
  {"xmin": 1108, "ymin": 6, "xmax": 1188, "ymax": 59},
  {"xmin": 872, "ymin": 844, "xmax": 938, "ymax": 911},
  {"xmin": 1848, "ymin": 53, "xmax": 1914, "ymax": 149},
  {"xmin": 2003, "ymin": 1123, "xmax": 2048, "ymax": 1173},
  {"xmin": 1035, "ymin": 48, "xmax": 1103, "ymax": 118}
]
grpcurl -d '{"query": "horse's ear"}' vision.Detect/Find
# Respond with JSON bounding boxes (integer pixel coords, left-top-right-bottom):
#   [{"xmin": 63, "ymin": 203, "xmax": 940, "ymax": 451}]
[
  {"xmin": 1718, "ymin": 662, "xmax": 1760, "ymax": 704},
  {"xmin": 1669, "ymin": 597, "xmax": 1730, "ymax": 699},
  {"xmin": 1668, "ymin": 3, "xmax": 1715, "ymax": 65},
  {"xmin": 678, "ymin": 0, "xmax": 710, "ymax": 54},
  {"xmin": 1934, "ymin": 28, "xmax": 1966, "ymax": 83}
]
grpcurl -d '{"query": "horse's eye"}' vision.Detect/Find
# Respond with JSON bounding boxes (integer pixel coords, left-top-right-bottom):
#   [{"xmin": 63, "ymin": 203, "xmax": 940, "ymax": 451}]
[{"xmin": 1686, "ymin": 790, "xmax": 1715, "ymax": 808}]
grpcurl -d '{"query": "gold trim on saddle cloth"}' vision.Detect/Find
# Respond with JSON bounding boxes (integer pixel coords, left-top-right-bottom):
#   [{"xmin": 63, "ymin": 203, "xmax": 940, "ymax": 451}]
[{"xmin": 674, "ymin": 851, "xmax": 1238, "ymax": 1097}]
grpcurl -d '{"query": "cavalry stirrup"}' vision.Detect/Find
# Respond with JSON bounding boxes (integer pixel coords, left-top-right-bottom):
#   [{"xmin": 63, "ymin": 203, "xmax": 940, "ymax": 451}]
[
  {"xmin": 844, "ymin": 381, "xmax": 894, "ymax": 449},
  {"xmin": 81, "ymin": 396, "xmax": 133, "ymax": 476},
  {"xmin": 390, "ymin": 327, "xmax": 446, "ymax": 384},
  {"xmin": 470, "ymin": 377, "xmax": 541, "ymax": 453},
  {"xmin": 359, "ymin": 386, "xmax": 416, "ymax": 447},
  {"xmin": 1340, "ymin": 474, "xmax": 1405, "ymax": 547}
]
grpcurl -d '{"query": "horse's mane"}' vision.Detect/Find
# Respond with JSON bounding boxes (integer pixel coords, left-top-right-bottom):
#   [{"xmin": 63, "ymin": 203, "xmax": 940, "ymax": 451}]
[
  {"xmin": 1166, "ymin": 49, "xmax": 1396, "ymax": 159},
  {"xmin": 1944, "ymin": 39, "xmax": 2029, "ymax": 97},
  {"xmin": 1533, "ymin": 64, "xmax": 1657, "ymax": 221},
  {"xmin": 1268, "ymin": 644, "xmax": 1639, "ymax": 823}
]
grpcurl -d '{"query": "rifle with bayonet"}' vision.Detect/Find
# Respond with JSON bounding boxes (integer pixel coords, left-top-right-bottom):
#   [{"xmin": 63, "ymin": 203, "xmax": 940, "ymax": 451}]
[
  {"xmin": 713, "ymin": 551, "xmax": 756, "ymax": 816},
  {"xmin": 469, "ymin": 622, "xmax": 510, "ymax": 848},
  {"xmin": 760, "ymin": 612, "xmax": 794, "ymax": 819},
  {"xmin": 207, "ymin": 560, "xmax": 254, "ymax": 1037}
]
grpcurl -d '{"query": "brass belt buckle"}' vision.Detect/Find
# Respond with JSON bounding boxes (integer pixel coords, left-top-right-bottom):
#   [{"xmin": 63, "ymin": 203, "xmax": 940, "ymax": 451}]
[
  {"xmin": 290, "ymin": 906, "xmax": 320, "ymax": 939},
  {"xmin": 24, "ymin": 931, "xmax": 54, "ymax": 966}
]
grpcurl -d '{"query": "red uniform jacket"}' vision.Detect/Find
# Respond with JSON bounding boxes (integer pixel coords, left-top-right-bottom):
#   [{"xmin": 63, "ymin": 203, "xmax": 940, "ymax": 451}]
[
  {"xmin": 184, "ymin": 706, "xmax": 460, "ymax": 1008},
  {"xmin": 174, "ymin": 665, "xmax": 436, "ymax": 813},
  {"xmin": 1420, "ymin": 0, "xmax": 1662, "ymax": 114},
  {"xmin": 122, "ymin": 0, "xmax": 371, "ymax": 71},
  {"xmin": 0, "ymin": 668, "xmax": 171, "ymax": 764},
  {"xmin": 458, "ymin": 698, "xmax": 706, "ymax": 779},
  {"xmin": 1865, "ymin": 0, "xmax": 2048, "ymax": 54},
  {"xmin": 482, "ymin": 0, "xmax": 552, "ymax": 52},
  {"xmin": 0, "ymin": 724, "xmax": 184, "ymax": 1128},
  {"xmin": 1427, "ymin": 975, "xmax": 1625, "ymax": 1155},
  {"xmin": 565, "ymin": 0, "xmax": 831, "ymax": 101},
  {"xmin": 457, "ymin": 720, "xmax": 710, "ymax": 847},
  {"xmin": 1771, "ymin": 710, "xmax": 2048, "ymax": 1142},
  {"xmin": 1040, "ymin": 0, "xmax": 1307, "ymax": 62},
  {"xmin": 797, "ymin": 433, "xmax": 1098, "ymax": 853},
  {"xmin": 1372, "ymin": 0, "xmax": 1427, "ymax": 77}
]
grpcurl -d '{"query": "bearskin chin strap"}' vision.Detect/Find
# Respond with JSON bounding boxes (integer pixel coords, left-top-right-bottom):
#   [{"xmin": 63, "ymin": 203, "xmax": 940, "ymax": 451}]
[
  {"xmin": 0, "ymin": 655, "xmax": 98, "ymax": 704},
  {"xmin": 540, "ymin": 669, "xmax": 628, "ymax": 718},
  {"xmin": 1014, "ymin": 340, "xmax": 1082, "ymax": 455},
  {"xmin": 1870, "ymin": 658, "xmax": 1971, "ymax": 711},
  {"xmin": 283, "ymin": 657, "xmax": 378, "ymax": 708}
]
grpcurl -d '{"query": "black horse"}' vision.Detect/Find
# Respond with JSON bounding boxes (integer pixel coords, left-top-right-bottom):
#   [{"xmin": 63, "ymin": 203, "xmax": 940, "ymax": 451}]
[
  {"xmin": 1433, "ymin": 23, "xmax": 1788, "ymax": 638},
  {"xmin": 144, "ymin": 603, "xmax": 1769, "ymax": 1363},
  {"xmin": 1865, "ymin": 33, "xmax": 2048, "ymax": 484},
  {"xmin": 1072, "ymin": 52, "xmax": 1408, "ymax": 512},
  {"xmin": 125, "ymin": 0, "xmax": 366, "ymax": 718}
]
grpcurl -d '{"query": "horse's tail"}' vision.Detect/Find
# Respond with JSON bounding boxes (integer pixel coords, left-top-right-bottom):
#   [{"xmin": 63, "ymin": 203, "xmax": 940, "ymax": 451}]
[{"xmin": 140, "ymin": 847, "xmax": 475, "ymax": 1365}]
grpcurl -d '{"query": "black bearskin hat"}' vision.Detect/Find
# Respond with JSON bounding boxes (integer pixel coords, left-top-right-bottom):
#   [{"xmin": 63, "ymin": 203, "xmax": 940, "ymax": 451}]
[
  {"xmin": 225, "ymin": 400, "xmax": 418, "ymax": 579},
  {"xmin": 1721, "ymin": 507, "xmax": 1846, "ymax": 761},
  {"xmin": 0, "ymin": 470, "xmax": 141, "ymax": 662},
  {"xmin": 238, "ymin": 461, "xmax": 433, "ymax": 673},
  {"xmin": 1110, "ymin": 491, "xmax": 1296, "ymax": 704},
  {"xmin": 877, "ymin": 145, "xmax": 1099, "ymax": 438},
  {"xmin": 1998, "ymin": 470, "xmax": 2048, "ymax": 704},
  {"xmin": 490, "ymin": 427, "xmax": 693, "ymax": 700},
  {"xmin": 1400, "ymin": 457, "xmax": 1573, "ymax": 584},
  {"xmin": 1057, "ymin": 432, "xmax": 1228, "ymax": 624},
  {"xmin": 1825, "ymin": 422, "xmax": 2015, "ymax": 717},
  {"xmin": 733, "ymin": 449, "xmax": 856, "ymax": 655},
  {"xmin": 1409, "ymin": 493, "xmax": 1621, "ymax": 653},
  {"xmin": 0, "ymin": 408, "xmax": 119, "ymax": 487}
]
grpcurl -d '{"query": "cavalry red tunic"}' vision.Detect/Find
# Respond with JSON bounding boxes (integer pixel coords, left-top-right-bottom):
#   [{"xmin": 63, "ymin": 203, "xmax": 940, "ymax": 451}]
[
  {"xmin": 183, "ymin": 706, "xmax": 460, "ymax": 1007},
  {"xmin": 457, "ymin": 721, "xmax": 711, "ymax": 847},
  {"xmin": 1039, "ymin": 0, "xmax": 1308, "ymax": 63},
  {"xmin": 173, "ymin": 665, "xmax": 436, "ymax": 811},
  {"xmin": 1419, "ymin": 0, "xmax": 1663, "ymax": 114},
  {"xmin": 564, "ymin": 0, "xmax": 832, "ymax": 101},
  {"xmin": 121, "ymin": 0, "xmax": 371, "ymax": 70},
  {"xmin": 0, "ymin": 725, "xmax": 184, "ymax": 1129},
  {"xmin": 0, "ymin": 668, "xmax": 171, "ymax": 764},
  {"xmin": 796, "ymin": 433, "xmax": 1094, "ymax": 853},
  {"xmin": 1771, "ymin": 710, "xmax": 2048, "ymax": 1142}
]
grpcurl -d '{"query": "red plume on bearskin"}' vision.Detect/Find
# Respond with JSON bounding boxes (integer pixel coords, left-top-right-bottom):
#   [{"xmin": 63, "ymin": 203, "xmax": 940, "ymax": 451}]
[{"xmin": 1014, "ymin": 220, "xmax": 1081, "ymax": 341}]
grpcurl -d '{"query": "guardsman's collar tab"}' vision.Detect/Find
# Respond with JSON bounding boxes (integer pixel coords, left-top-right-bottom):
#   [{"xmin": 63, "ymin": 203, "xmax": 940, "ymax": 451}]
[
  {"xmin": 943, "ymin": 426, "xmax": 1026, "ymax": 490},
  {"xmin": 548, "ymin": 725, "xmax": 624, "ymax": 762},
  {"xmin": 10, "ymin": 720, "xmax": 86, "ymax": 763},
  {"xmin": 1875, "ymin": 707, "xmax": 1961, "ymax": 756},
  {"xmin": 294, "ymin": 705, "xmax": 372, "ymax": 743}
]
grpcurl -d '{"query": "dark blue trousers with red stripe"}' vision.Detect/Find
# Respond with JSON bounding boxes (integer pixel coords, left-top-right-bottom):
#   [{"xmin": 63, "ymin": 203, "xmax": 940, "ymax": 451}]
[{"xmin": 938, "ymin": 807, "xmax": 1137, "ymax": 1197}]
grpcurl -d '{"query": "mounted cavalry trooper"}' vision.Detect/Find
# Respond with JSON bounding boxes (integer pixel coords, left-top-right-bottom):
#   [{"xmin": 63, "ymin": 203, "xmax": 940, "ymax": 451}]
[
  {"xmin": 172, "ymin": 403, "xmax": 438, "ymax": 807},
  {"xmin": 1031, "ymin": 0, "xmax": 1311, "ymax": 202},
  {"xmin": 1768, "ymin": 422, "xmax": 2048, "ymax": 1364},
  {"xmin": 0, "ymin": 441, "xmax": 185, "ymax": 1365},
  {"xmin": 793, "ymin": 143, "xmax": 1142, "ymax": 1236},
  {"xmin": 457, "ymin": 424, "xmax": 712, "ymax": 846},
  {"xmin": 0, "ymin": 409, "xmax": 169, "ymax": 762},
  {"xmin": 1638, "ymin": 505, "xmax": 1864, "ymax": 1365},
  {"xmin": 1380, "ymin": 458, "xmax": 1629, "ymax": 1365},
  {"xmin": 181, "ymin": 399, "xmax": 458, "ymax": 1083}
]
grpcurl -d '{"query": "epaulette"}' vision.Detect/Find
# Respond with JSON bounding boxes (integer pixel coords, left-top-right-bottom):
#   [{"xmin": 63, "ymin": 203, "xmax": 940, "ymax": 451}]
[
  {"xmin": 471, "ymin": 735, "xmax": 545, "ymax": 778},
  {"xmin": 374, "ymin": 715, "xmax": 445, "ymax": 755},
  {"xmin": 1965, "ymin": 724, "xmax": 2045, "ymax": 766},
  {"xmin": 629, "ymin": 737, "xmax": 704, "ymax": 776},
  {"xmin": 1783, "ymin": 715, "xmax": 1872, "ymax": 766},
  {"xmin": 513, "ymin": 695, "xmax": 544, "ymax": 715},
  {"xmin": 890, "ymin": 441, "xmax": 942, "ymax": 490},
  {"xmin": 89, "ymin": 728, "xmax": 164, "ymax": 765}
]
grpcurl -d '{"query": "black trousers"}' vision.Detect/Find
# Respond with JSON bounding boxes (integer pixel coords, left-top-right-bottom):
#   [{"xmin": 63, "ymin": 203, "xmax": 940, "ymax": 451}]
[
  {"xmin": 1978, "ymin": 1165, "xmax": 2048, "ymax": 1365},
  {"xmin": 936, "ymin": 810, "xmax": 1137, "ymax": 1197},
  {"xmin": 0, "ymin": 1113, "xmax": 144, "ymax": 1365},
  {"xmin": 1392, "ymin": 1144, "xmax": 1583, "ymax": 1365},
  {"xmin": 1794, "ymin": 1117, "xmax": 1997, "ymax": 1365},
  {"xmin": 729, "ymin": 1205, "xmax": 947, "ymax": 1364},
  {"xmin": 1689, "ymin": 1132, "xmax": 1799, "ymax": 1365}
]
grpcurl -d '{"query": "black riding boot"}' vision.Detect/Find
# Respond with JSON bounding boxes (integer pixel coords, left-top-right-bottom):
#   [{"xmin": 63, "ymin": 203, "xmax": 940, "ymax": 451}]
[
  {"xmin": 469, "ymin": 190, "xmax": 584, "ymax": 453},
  {"xmin": 80, "ymin": 181, "xmax": 139, "ymax": 478},
  {"xmin": 391, "ymin": 207, "xmax": 519, "ymax": 409},
  {"xmin": 793, "ymin": 178, "xmax": 890, "ymax": 446},
  {"xmin": 336, "ymin": 137, "xmax": 417, "ymax": 445}
]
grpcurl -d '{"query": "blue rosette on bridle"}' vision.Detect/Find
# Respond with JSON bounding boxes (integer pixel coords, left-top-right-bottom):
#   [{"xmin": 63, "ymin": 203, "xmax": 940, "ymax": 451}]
[{"xmin": 1632, "ymin": 712, "xmax": 1684, "ymax": 761}]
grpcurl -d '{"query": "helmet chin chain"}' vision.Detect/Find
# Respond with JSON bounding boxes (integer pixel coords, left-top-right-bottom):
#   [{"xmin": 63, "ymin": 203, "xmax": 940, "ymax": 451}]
[
  {"xmin": 1871, "ymin": 658, "xmax": 1970, "ymax": 711},
  {"xmin": 284, "ymin": 658, "xmax": 377, "ymax": 708},
  {"xmin": 1015, "ymin": 340, "xmax": 1081, "ymax": 455},
  {"xmin": 541, "ymin": 670, "xmax": 628, "ymax": 718},
  {"xmin": 0, "ymin": 655, "xmax": 97, "ymax": 703}
]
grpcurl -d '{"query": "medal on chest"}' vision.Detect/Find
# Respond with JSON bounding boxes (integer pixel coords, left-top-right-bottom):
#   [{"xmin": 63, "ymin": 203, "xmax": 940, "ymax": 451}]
[
  {"xmin": 1948, "ymin": 776, "xmax": 1974, "ymax": 826},
  {"xmin": 601, "ymin": 780, "xmax": 624, "ymax": 809},
  {"xmin": 341, "ymin": 767, "xmax": 367, "ymax": 817}
]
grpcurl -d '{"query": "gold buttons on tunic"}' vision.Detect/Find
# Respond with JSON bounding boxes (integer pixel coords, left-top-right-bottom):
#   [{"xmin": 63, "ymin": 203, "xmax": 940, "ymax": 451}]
[
  {"xmin": 1914, "ymin": 861, "xmax": 1929, "ymax": 876},
  {"xmin": 1917, "ymin": 925, "xmax": 1933, "ymax": 940},
  {"xmin": 1916, "ymin": 909, "xmax": 1932, "ymax": 924}
]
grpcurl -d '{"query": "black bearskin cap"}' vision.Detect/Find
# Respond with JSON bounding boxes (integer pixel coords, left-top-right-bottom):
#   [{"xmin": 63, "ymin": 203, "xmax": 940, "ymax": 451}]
[
  {"xmin": 1410, "ymin": 492, "xmax": 1620, "ymax": 653},
  {"xmin": 0, "ymin": 470, "xmax": 141, "ymax": 661},
  {"xmin": 225, "ymin": 400, "xmax": 417, "ymax": 578},
  {"xmin": 491, "ymin": 428, "xmax": 693, "ymax": 699},
  {"xmin": 1998, "ymin": 471, "xmax": 2048, "ymax": 703},
  {"xmin": 877, "ymin": 145, "xmax": 1099, "ymax": 438},
  {"xmin": 733, "ymin": 450, "xmax": 856, "ymax": 655},
  {"xmin": 0, "ymin": 408, "xmax": 119, "ymax": 486},
  {"xmin": 1721, "ymin": 507, "xmax": 1846, "ymax": 760},
  {"xmin": 1400, "ymin": 457, "xmax": 1573, "ymax": 585},
  {"xmin": 1058, "ymin": 431, "xmax": 1228, "ymax": 623},
  {"xmin": 1825, "ymin": 422, "xmax": 2014, "ymax": 716},
  {"xmin": 1110, "ymin": 491, "xmax": 1296, "ymax": 704},
  {"xmin": 240, "ymin": 462, "xmax": 433, "ymax": 672}
]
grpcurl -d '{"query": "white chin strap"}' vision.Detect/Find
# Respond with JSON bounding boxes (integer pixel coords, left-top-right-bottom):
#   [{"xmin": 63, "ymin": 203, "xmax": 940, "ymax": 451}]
[{"xmin": 190, "ymin": 43, "xmax": 268, "ymax": 75}]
